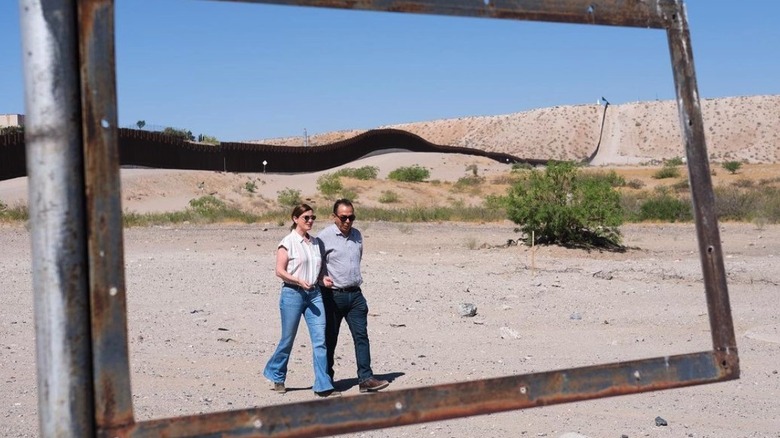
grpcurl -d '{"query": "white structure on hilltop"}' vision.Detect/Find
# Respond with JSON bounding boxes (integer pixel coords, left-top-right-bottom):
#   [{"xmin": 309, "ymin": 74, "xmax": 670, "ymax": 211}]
[{"xmin": 0, "ymin": 114, "xmax": 25, "ymax": 128}]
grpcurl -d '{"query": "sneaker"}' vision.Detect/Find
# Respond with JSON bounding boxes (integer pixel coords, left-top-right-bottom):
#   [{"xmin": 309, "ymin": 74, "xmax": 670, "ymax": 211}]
[
  {"xmin": 315, "ymin": 389, "xmax": 342, "ymax": 398},
  {"xmin": 359, "ymin": 377, "xmax": 389, "ymax": 393},
  {"xmin": 272, "ymin": 382, "xmax": 286, "ymax": 394}
]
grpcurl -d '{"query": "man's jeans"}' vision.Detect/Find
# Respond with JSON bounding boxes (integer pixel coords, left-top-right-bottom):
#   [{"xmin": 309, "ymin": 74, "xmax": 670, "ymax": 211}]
[
  {"xmin": 323, "ymin": 289, "xmax": 373, "ymax": 383},
  {"xmin": 263, "ymin": 285, "xmax": 333, "ymax": 393}
]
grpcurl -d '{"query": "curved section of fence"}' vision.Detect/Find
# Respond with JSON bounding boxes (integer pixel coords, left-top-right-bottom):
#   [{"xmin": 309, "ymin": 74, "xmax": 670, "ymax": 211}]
[{"xmin": 0, "ymin": 128, "xmax": 546, "ymax": 180}]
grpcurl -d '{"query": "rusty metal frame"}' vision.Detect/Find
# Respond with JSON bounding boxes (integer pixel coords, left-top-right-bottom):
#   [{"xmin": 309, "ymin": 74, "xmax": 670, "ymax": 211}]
[{"xmin": 20, "ymin": 0, "xmax": 738, "ymax": 437}]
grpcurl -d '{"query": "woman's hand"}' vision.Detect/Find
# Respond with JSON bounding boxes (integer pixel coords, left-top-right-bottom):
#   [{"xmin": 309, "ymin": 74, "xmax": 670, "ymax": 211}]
[{"xmin": 322, "ymin": 276, "xmax": 333, "ymax": 288}]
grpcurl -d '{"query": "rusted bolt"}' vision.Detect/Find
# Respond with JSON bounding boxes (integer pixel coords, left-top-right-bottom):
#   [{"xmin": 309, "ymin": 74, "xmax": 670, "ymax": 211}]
[
  {"xmin": 519, "ymin": 386, "xmax": 527, "ymax": 394},
  {"xmin": 395, "ymin": 401, "xmax": 403, "ymax": 410}
]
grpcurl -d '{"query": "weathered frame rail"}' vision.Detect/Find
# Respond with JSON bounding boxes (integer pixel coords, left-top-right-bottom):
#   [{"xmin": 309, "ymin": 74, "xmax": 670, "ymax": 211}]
[{"xmin": 19, "ymin": 0, "xmax": 738, "ymax": 437}]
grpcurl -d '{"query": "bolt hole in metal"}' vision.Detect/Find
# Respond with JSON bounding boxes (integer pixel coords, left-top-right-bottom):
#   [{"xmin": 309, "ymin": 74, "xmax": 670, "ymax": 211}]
[
  {"xmin": 101, "ymin": 118, "xmax": 110, "ymax": 128},
  {"xmin": 253, "ymin": 419, "xmax": 262, "ymax": 429},
  {"xmin": 519, "ymin": 386, "xmax": 527, "ymax": 394},
  {"xmin": 634, "ymin": 370, "xmax": 641, "ymax": 381},
  {"xmin": 109, "ymin": 287, "xmax": 117, "ymax": 297},
  {"xmin": 707, "ymin": 245, "xmax": 714, "ymax": 253},
  {"xmin": 395, "ymin": 401, "xmax": 403, "ymax": 410},
  {"xmin": 587, "ymin": 5, "xmax": 594, "ymax": 14}
]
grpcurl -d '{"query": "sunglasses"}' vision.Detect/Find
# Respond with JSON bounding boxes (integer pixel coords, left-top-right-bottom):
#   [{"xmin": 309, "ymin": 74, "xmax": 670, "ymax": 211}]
[
  {"xmin": 301, "ymin": 215, "xmax": 316, "ymax": 222},
  {"xmin": 337, "ymin": 215, "xmax": 356, "ymax": 222}
]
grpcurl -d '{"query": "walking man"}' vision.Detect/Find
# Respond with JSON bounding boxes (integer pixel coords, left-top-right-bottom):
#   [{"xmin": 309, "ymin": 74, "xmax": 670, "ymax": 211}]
[{"xmin": 319, "ymin": 199, "xmax": 390, "ymax": 393}]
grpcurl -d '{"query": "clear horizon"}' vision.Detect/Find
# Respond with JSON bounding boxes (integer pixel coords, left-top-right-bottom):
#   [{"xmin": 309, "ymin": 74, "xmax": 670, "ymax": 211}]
[{"xmin": 2, "ymin": 1, "xmax": 779, "ymax": 141}]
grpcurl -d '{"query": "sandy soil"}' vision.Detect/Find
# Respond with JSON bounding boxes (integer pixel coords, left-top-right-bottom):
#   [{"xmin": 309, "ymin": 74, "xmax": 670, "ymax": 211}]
[{"xmin": 2, "ymin": 220, "xmax": 779, "ymax": 437}]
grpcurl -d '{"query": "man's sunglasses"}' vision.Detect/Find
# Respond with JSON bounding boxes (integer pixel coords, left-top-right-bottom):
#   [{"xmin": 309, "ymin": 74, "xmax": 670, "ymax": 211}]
[{"xmin": 337, "ymin": 215, "xmax": 356, "ymax": 222}]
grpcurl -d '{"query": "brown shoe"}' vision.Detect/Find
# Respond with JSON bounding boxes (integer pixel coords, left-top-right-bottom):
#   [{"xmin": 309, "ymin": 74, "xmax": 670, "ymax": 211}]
[
  {"xmin": 359, "ymin": 377, "xmax": 389, "ymax": 393},
  {"xmin": 272, "ymin": 382, "xmax": 286, "ymax": 394}
]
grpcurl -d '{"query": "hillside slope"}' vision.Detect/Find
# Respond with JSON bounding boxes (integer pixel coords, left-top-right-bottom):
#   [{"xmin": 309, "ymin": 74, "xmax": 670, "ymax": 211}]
[{"xmin": 252, "ymin": 95, "xmax": 780, "ymax": 165}]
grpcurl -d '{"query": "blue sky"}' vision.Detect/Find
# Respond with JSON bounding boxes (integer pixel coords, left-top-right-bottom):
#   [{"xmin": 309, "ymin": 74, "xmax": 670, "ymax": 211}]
[{"xmin": 1, "ymin": 1, "xmax": 778, "ymax": 141}]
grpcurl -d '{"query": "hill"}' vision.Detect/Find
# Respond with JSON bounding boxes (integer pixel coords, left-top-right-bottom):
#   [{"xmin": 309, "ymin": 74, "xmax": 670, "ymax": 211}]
[{"xmin": 250, "ymin": 95, "xmax": 780, "ymax": 165}]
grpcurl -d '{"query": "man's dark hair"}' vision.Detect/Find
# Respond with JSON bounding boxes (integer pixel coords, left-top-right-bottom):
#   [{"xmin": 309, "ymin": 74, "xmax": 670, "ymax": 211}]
[{"xmin": 332, "ymin": 198, "xmax": 353, "ymax": 214}]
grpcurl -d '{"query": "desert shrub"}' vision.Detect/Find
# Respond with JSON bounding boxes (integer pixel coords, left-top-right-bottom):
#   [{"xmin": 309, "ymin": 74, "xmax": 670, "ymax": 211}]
[
  {"xmin": 484, "ymin": 194, "xmax": 508, "ymax": 211},
  {"xmin": 452, "ymin": 175, "xmax": 484, "ymax": 193},
  {"xmin": 653, "ymin": 163, "xmax": 681, "ymax": 179},
  {"xmin": 197, "ymin": 134, "xmax": 219, "ymax": 145},
  {"xmin": 244, "ymin": 181, "xmax": 257, "ymax": 193},
  {"xmin": 340, "ymin": 188, "xmax": 358, "ymax": 201},
  {"xmin": 626, "ymin": 178, "xmax": 645, "ymax": 189},
  {"xmin": 638, "ymin": 193, "xmax": 692, "ymax": 222},
  {"xmin": 671, "ymin": 179, "xmax": 690, "ymax": 192},
  {"xmin": 732, "ymin": 178, "xmax": 754, "ymax": 188},
  {"xmin": 162, "ymin": 126, "xmax": 195, "ymax": 141},
  {"xmin": 465, "ymin": 164, "xmax": 479, "ymax": 176},
  {"xmin": 317, "ymin": 173, "xmax": 343, "ymax": 198},
  {"xmin": 333, "ymin": 166, "xmax": 379, "ymax": 180},
  {"xmin": 580, "ymin": 170, "xmax": 626, "ymax": 187},
  {"xmin": 665, "ymin": 156, "xmax": 684, "ymax": 166},
  {"xmin": 378, "ymin": 190, "xmax": 400, "ymax": 204},
  {"xmin": 714, "ymin": 186, "xmax": 759, "ymax": 221},
  {"xmin": 756, "ymin": 187, "xmax": 780, "ymax": 223},
  {"xmin": 511, "ymin": 162, "xmax": 534, "ymax": 172},
  {"xmin": 187, "ymin": 195, "xmax": 258, "ymax": 223},
  {"xmin": 388, "ymin": 165, "xmax": 430, "ymax": 182},
  {"xmin": 491, "ymin": 174, "xmax": 520, "ymax": 185},
  {"xmin": 277, "ymin": 188, "xmax": 302, "ymax": 207},
  {"xmin": 0, "ymin": 200, "xmax": 29, "ymax": 222},
  {"xmin": 505, "ymin": 161, "xmax": 623, "ymax": 247},
  {"xmin": 722, "ymin": 161, "xmax": 742, "ymax": 174}
]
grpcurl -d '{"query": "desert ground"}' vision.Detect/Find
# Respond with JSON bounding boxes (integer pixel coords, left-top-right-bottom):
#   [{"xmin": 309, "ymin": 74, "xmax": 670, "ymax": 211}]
[{"xmin": 2, "ymin": 219, "xmax": 779, "ymax": 437}]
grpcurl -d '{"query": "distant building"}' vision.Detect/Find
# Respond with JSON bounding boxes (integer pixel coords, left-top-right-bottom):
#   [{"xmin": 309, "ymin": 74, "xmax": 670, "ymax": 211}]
[{"xmin": 0, "ymin": 114, "xmax": 25, "ymax": 128}]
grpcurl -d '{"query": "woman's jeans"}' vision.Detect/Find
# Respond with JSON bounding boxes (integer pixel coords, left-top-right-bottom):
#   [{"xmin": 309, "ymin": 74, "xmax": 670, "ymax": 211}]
[{"xmin": 263, "ymin": 284, "xmax": 333, "ymax": 393}]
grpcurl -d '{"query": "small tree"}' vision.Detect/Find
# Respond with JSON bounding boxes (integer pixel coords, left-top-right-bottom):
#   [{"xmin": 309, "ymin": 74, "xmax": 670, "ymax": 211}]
[
  {"xmin": 505, "ymin": 161, "xmax": 623, "ymax": 247},
  {"xmin": 722, "ymin": 161, "xmax": 742, "ymax": 175},
  {"xmin": 136, "ymin": 120, "xmax": 146, "ymax": 130}
]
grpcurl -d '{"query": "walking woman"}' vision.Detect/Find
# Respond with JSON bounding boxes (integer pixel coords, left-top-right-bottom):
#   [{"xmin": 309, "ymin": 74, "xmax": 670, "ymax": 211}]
[{"xmin": 263, "ymin": 204, "xmax": 339, "ymax": 397}]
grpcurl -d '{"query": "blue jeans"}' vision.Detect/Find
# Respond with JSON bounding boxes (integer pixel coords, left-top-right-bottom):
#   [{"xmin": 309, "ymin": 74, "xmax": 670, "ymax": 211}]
[
  {"xmin": 263, "ymin": 285, "xmax": 333, "ymax": 393},
  {"xmin": 323, "ymin": 289, "xmax": 373, "ymax": 383}
]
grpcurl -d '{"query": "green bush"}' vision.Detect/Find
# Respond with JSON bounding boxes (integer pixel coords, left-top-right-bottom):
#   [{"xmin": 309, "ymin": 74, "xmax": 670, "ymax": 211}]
[
  {"xmin": 580, "ymin": 170, "xmax": 626, "ymax": 188},
  {"xmin": 317, "ymin": 173, "xmax": 343, "ymax": 198},
  {"xmin": 244, "ymin": 181, "xmax": 257, "ymax": 193},
  {"xmin": 0, "ymin": 200, "xmax": 29, "ymax": 222},
  {"xmin": 714, "ymin": 186, "xmax": 759, "ymax": 221},
  {"xmin": 638, "ymin": 194, "xmax": 692, "ymax": 222},
  {"xmin": 653, "ymin": 163, "xmax": 681, "ymax": 179},
  {"xmin": 626, "ymin": 178, "xmax": 645, "ymax": 189},
  {"xmin": 452, "ymin": 175, "xmax": 484, "ymax": 193},
  {"xmin": 511, "ymin": 162, "xmax": 534, "ymax": 172},
  {"xmin": 378, "ymin": 190, "xmax": 400, "ymax": 203},
  {"xmin": 162, "ymin": 126, "xmax": 195, "ymax": 141},
  {"xmin": 333, "ymin": 166, "xmax": 379, "ymax": 180},
  {"xmin": 722, "ymin": 161, "xmax": 743, "ymax": 175},
  {"xmin": 665, "ymin": 156, "xmax": 684, "ymax": 166},
  {"xmin": 277, "ymin": 188, "xmax": 302, "ymax": 207},
  {"xmin": 505, "ymin": 161, "xmax": 623, "ymax": 247},
  {"xmin": 388, "ymin": 165, "xmax": 430, "ymax": 182},
  {"xmin": 197, "ymin": 134, "xmax": 219, "ymax": 145}
]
